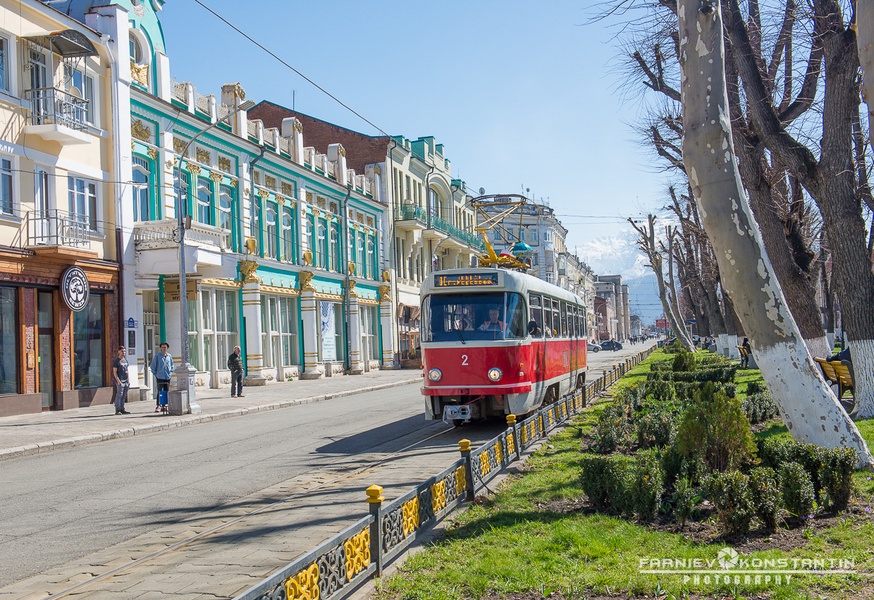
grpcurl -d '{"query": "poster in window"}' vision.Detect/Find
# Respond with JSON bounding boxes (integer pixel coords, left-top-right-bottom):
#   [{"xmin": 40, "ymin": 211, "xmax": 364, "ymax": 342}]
[{"xmin": 320, "ymin": 301, "xmax": 336, "ymax": 361}]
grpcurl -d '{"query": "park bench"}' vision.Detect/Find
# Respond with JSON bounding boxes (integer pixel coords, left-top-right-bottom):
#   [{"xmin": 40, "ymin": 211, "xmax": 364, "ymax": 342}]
[{"xmin": 813, "ymin": 356, "xmax": 854, "ymax": 412}]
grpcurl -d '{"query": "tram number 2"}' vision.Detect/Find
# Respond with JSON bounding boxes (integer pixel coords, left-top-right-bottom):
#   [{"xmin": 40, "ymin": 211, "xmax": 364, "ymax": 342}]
[{"xmin": 461, "ymin": 355, "xmax": 469, "ymax": 366}]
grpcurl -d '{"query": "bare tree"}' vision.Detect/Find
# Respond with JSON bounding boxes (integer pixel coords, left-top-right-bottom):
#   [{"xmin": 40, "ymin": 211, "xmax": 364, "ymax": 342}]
[
  {"xmin": 678, "ymin": 0, "xmax": 871, "ymax": 464},
  {"xmin": 629, "ymin": 214, "xmax": 696, "ymax": 350},
  {"xmin": 725, "ymin": 0, "xmax": 874, "ymax": 418}
]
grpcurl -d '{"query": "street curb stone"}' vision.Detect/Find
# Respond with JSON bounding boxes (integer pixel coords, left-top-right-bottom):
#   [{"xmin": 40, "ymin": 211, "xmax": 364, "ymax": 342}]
[{"xmin": 0, "ymin": 378, "xmax": 420, "ymax": 462}]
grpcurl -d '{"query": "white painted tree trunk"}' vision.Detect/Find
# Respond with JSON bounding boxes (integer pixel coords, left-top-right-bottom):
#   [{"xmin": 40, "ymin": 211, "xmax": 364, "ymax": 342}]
[
  {"xmin": 853, "ymin": 5, "xmax": 874, "ymax": 419},
  {"xmin": 678, "ymin": 0, "xmax": 872, "ymax": 466}
]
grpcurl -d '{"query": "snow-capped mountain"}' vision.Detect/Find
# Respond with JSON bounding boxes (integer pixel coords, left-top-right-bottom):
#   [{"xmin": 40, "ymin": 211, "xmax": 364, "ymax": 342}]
[{"xmin": 574, "ymin": 231, "xmax": 663, "ymax": 325}]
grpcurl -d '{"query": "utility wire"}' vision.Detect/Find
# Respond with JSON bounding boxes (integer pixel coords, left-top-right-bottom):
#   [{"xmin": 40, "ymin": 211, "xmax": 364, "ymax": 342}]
[{"xmin": 191, "ymin": 0, "xmax": 391, "ymax": 138}]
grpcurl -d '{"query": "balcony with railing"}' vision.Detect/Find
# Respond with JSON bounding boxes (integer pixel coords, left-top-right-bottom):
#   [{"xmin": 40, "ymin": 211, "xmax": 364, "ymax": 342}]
[
  {"xmin": 396, "ymin": 204, "xmax": 484, "ymax": 250},
  {"xmin": 133, "ymin": 218, "xmax": 231, "ymax": 251},
  {"xmin": 21, "ymin": 210, "xmax": 100, "ymax": 258},
  {"xmin": 24, "ymin": 88, "xmax": 91, "ymax": 144}
]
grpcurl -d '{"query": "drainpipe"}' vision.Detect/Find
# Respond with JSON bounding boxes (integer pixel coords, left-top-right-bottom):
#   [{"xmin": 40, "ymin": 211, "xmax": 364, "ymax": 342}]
[
  {"xmin": 387, "ymin": 138, "xmax": 401, "ymax": 368},
  {"xmin": 341, "ymin": 183, "xmax": 353, "ymax": 371},
  {"xmin": 102, "ymin": 30, "xmax": 126, "ymax": 357}
]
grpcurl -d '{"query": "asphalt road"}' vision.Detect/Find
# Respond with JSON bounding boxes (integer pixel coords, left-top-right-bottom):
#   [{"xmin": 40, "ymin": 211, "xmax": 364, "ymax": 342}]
[{"xmin": 0, "ymin": 383, "xmax": 507, "ymax": 594}]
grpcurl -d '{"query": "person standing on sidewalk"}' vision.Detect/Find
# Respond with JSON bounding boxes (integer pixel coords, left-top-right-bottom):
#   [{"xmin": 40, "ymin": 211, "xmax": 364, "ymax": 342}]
[
  {"xmin": 228, "ymin": 345, "xmax": 244, "ymax": 398},
  {"xmin": 150, "ymin": 342, "xmax": 174, "ymax": 412},
  {"xmin": 112, "ymin": 346, "xmax": 131, "ymax": 415}
]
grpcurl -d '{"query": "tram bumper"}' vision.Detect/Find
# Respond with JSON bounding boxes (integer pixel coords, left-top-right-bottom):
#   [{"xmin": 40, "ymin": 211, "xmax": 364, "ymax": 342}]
[{"xmin": 421, "ymin": 383, "xmax": 532, "ymax": 396}]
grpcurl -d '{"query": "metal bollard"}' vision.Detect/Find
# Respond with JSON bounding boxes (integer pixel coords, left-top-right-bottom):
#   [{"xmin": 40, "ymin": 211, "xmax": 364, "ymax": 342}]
[{"xmin": 366, "ymin": 484, "xmax": 384, "ymax": 576}]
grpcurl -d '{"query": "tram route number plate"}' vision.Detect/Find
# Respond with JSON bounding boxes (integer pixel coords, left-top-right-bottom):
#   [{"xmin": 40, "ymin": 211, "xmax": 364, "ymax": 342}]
[
  {"xmin": 435, "ymin": 273, "xmax": 498, "ymax": 287},
  {"xmin": 443, "ymin": 405, "xmax": 472, "ymax": 424}
]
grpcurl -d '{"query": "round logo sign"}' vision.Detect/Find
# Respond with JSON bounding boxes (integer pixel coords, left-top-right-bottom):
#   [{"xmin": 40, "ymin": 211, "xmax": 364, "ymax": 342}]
[{"xmin": 61, "ymin": 266, "xmax": 90, "ymax": 312}]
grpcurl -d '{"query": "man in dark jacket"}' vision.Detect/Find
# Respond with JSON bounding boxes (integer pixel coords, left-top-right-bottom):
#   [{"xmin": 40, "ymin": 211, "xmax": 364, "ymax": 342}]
[{"xmin": 228, "ymin": 345, "xmax": 244, "ymax": 398}]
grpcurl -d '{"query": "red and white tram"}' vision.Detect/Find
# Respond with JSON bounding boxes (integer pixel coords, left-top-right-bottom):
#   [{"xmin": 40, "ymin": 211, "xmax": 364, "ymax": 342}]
[{"xmin": 420, "ymin": 268, "xmax": 588, "ymax": 422}]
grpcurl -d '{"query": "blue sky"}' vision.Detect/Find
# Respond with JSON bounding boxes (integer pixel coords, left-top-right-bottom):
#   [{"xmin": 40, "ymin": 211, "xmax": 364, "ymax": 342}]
[{"xmin": 160, "ymin": 0, "xmax": 668, "ymax": 260}]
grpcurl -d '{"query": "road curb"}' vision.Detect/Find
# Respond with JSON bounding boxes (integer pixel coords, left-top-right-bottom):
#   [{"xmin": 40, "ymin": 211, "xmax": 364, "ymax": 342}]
[{"xmin": 0, "ymin": 378, "xmax": 421, "ymax": 462}]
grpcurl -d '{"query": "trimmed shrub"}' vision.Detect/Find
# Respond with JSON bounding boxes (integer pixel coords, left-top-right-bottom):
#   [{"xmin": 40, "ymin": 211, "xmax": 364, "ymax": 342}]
[
  {"xmin": 820, "ymin": 447, "xmax": 857, "ymax": 511},
  {"xmin": 673, "ymin": 475, "xmax": 698, "ymax": 528},
  {"xmin": 580, "ymin": 454, "xmax": 633, "ymax": 514},
  {"xmin": 788, "ymin": 443, "xmax": 826, "ymax": 503},
  {"xmin": 636, "ymin": 409, "xmax": 676, "ymax": 449},
  {"xmin": 742, "ymin": 391, "xmax": 778, "ymax": 425},
  {"xmin": 706, "ymin": 470, "xmax": 755, "ymax": 535},
  {"xmin": 748, "ymin": 467, "xmax": 781, "ymax": 530},
  {"xmin": 757, "ymin": 437, "xmax": 794, "ymax": 470},
  {"xmin": 632, "ymin": 449, "xmax": 665, "ymax": 522},
  {"xmin": 591, "ymin": 404, "xmax": 631, "ymax": 453},
  {"xmin": 672, "ymin": 348, "xmax": 697, "ymax": 373},
  {"xmin": 746, "ymin": 381, "xmax": 765, "ymax": 395},
  {"xmin": 780, "ymin": 462, "xmax": 815, "ymax": 519},
  {"xmin": 645, "ymin": 379, "xmax": 678, "ymax": 404},
  {"xmin": 675, "ymin": 383, "xmax": 757, "ymax": 473}
]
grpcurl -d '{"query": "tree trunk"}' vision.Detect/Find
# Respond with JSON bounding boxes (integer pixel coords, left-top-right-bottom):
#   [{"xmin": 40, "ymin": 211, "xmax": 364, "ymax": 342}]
[
  {"xmin": 677, "ymin": 0, "xmax": 871, "ymax": 465},
  {"xmin": 726, "ymin": 0, "xmax": 874, "ymax": 419}
]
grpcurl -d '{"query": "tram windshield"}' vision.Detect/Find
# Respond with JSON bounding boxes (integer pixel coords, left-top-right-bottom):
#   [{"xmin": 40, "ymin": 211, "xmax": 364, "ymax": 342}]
[{"xmin": 422, "ymin": 292, "xmax": 526, "ymax": 342}]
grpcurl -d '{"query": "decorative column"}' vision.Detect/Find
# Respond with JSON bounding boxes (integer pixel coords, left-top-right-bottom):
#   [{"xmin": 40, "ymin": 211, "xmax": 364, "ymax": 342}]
[
  {"xmin": 299, "ymin": 271, "xmax": 323, "ymax": 380},
  {"xmin": 378, "ymin": 283, "xmax": 398, "ymax": 369},
  {"xmin": 239, "ymin": 260, "xmax": 267, "ymax": 386},
  {"xmin": 347, "ymin": 280, "xmax": 364, "ymax": 374}
]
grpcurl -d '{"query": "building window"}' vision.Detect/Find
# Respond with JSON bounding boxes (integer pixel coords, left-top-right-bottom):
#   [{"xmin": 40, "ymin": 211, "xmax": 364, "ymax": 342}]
[
  {"xmin": 196, "ymin": 177, "xmax": 213, "ymax": 225},
  {"xmin": 215, "ymin": 289, "xmax": 237, "ymax": 367},
  {"xmin": 279, "ymin": 296, "xmax": 298, "ymax": 365},
  {"xmin": 361, "ymin": 304, "xmax": 378, "ymax": 363},
  {"xmin": 316, "ymin": 221, "xmax": 327, "ymax": 269},
  {"xmin": 132, "ymin": 155, "xmax": 151, "ymax": 221},
  {"xmin": 0, "ymin": 38, "xmax": 8, "ymax": 91},
  {"xmin": 330, "ymin": 222, "xmax": 341, "ymax": 272},
  {"xmin": 219, "ymin": 184, "xmax": 233, "ymax": 231},
  {"xmin": 63, "ymin": 64, "xmax": 94, "ymax": 124},
  {"xmin": 265, "ymin": 203, "xmax": 277, "ymax": 259},
  {"xmin": 67, "ymin": 176, "xmax": 97, "ymax": 231},
  {"xmin": 0, "ymin": 286, "xmax": 17, "ymax": 394},
  {"xmin": 367, "ymin": 236, "xmax": 376, "ymax": 280},
  {"xmin": 130, "ymin": 35, "xmax": 143, "ymax": 64},
  {"xmin": 280, "ymin": 205, "xmax": 294, "ymax": 262},
  {"xmin": 73, "ymin": 294, "xmax": 104, "ymax": 389},
  {"xmin": 0, "ymin": 158, "xmax": 13, "ymax": 215},
  {"xmin": 260, "ymin": 294, "xmax": 299, "ymax": 368}
]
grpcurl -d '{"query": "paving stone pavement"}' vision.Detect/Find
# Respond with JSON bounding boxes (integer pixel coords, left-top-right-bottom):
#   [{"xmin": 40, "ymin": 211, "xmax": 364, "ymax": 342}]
[{"xmin": 0, "ymin": 369, "xmax": 422, "ymax": 461}]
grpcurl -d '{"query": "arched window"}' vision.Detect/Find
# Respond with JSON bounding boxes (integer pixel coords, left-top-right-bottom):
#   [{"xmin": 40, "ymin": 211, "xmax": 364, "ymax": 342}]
[
  {"xmin": 196, "ymin": 177, "xmax": 213, "ymax": 225},
  {"xmin": 265, "ymin": 203, "xmax": 277, "ymax": 259},
  {"xmin": 280, "ymin": 206, "xmax": 294, "ymax": 262},
  {"xmin": 218, "ymin": 184, "xmax": 233, "ymax": 231},
  {"xmin": 132, "ymin": 156, "xmax": 151, "ymax": 221}
]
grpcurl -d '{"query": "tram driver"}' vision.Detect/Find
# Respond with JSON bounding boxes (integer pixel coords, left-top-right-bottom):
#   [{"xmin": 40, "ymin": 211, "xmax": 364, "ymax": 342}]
[{"xmin": 478, "ymin": 308, "xmax": 508, "ymax": 333}]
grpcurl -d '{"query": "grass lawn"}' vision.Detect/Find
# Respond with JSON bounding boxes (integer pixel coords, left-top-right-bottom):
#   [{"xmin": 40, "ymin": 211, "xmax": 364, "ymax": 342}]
[{"xmin": 373, "ymin": 350, "xmax": 874, "ymax": 600}]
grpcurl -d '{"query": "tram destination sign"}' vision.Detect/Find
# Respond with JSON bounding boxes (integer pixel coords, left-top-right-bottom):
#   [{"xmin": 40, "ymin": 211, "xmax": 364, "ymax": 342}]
[{"xmin": 435, "ymin": 273, "xmax": 499, "ymax": 287}]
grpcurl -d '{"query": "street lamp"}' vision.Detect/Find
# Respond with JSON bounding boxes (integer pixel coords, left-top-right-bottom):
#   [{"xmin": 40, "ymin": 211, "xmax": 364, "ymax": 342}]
[{"xmin": 171, "ymin": 99, "xmax": 255, "ymax": 415}]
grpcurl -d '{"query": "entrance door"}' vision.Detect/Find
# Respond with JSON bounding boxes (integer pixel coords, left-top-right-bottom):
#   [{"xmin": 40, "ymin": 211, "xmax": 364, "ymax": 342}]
[
  {"xmin": 37, "ymin": 291, "xmax": 54, "ymax": 410},
  {"xmin": 143, "ymin": 324, "xmax": 158, "ymax": 388}
]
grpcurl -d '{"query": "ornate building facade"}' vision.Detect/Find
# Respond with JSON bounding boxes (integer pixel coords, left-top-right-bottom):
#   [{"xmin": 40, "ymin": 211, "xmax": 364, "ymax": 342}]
[{"xmin": 0, "ymin": 0, "xmax": 120, "ymax": 415}]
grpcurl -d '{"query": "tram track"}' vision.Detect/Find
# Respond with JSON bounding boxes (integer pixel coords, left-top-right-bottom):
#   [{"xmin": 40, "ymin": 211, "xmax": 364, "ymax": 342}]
[{"xmin": 39, "ymin": 423, "xmax": 467, "ymax": 600}]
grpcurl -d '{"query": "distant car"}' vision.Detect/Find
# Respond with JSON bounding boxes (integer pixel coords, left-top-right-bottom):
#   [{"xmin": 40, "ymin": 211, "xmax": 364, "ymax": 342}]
[
  {"xmin": 600, "ymin": 340, "xmax": 623, "ymax": 351},
  {"xmin": 588, "ymin": 341, "xmax": 601, "ymax": 352}
]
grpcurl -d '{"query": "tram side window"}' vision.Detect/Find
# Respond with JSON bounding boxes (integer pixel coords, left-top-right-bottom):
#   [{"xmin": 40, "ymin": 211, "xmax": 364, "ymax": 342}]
[
  {"xmin": 506, "ymin": 293, "xmax": 526, "ymax": 338},
  {"xmin": 567, "ymin": 304, "xmax": 577, "ymax": 337},
  {"xmin": 560, "ymin": 301, "xmax": 568, "ymax": 337},
  {"xmin": 551, "ymin": 298, "xmax": 561, "ymax": 337},
  {"xmin": 542, "ymin": 296, "xmax": 553, "ymax": 337},
  {"xmin": 529, "ymin": 294, "xmax": 543, "ymax": 338}
]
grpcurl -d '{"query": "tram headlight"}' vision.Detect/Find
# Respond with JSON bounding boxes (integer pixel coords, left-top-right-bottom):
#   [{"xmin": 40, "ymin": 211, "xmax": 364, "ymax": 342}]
[
  {"xmin": 487, "ymin": 367, "xmax": 503, "ymax": 382},
  {"xmin": 428, "ymin": 368, "xmax": 443, "ymax": 382}
]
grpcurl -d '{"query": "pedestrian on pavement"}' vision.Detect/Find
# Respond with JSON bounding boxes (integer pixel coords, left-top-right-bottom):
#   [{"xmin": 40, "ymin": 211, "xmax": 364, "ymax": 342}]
[
  {"xmin": 740, "ymin": 337, "xmax": 752, "ymax": 368},
  {"xmin": 150, "ymin": 342, "xmax": 173, "ymax": 413},
  {"xmin": 112, "ymin": 346, "xmax": 131, "ymax": 415},
  {"xmin": 228, "ymin": 345, "xmax": 244, "ymax": 398}
]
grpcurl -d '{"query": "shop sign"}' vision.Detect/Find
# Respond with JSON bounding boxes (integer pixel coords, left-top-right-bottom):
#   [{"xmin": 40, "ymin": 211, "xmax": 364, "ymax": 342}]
[
  {"xmin": 60, "ymin": 266, "xmax": 89, "ymax": 312},
  {"xmin": 164, "ymin": 279, "xmax": 198, "ymax": 302}
]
